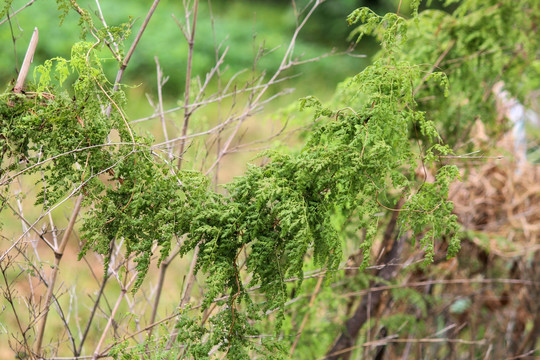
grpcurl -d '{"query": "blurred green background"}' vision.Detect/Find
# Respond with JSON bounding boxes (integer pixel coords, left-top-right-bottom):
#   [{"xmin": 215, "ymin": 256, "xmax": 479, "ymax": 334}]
[{"xmin": 1, "ymin": 0, "xmax": 439, "ymax": 114}]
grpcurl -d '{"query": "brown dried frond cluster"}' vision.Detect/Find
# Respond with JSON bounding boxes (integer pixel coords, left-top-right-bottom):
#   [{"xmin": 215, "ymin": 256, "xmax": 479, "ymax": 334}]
[{"xmin": 449, "ymin": 135, "xmax": 540, "ymax": 256}]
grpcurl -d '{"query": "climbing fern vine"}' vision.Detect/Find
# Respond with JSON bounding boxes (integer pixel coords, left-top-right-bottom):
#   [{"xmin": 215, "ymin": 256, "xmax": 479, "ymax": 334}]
[{"xmin": 6, "ymin": 1, "xmax": 519, "ymax": 358}]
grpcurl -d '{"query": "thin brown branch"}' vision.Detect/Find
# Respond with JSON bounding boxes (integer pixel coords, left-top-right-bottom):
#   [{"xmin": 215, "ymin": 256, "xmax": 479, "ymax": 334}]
[
  {"xmin": 2, "ymin": 149, "xmax": 138, "ymax": 266},
  {"xmin": 0, "ymin": 142, "xmax": 146, "ymax": 187},
  {"xmin": 205, "ymin": 0, "xmax": 324, "ymax": 174},
  {"xmin": 340, "ymin": 278, "xmax": 540, "ymax": 298},
  {"xmin": 93, "ymin": 0, "xmax": 119, "ymax": 54},
  {"xmin": 146, "ymin": 244, "xmax": 181, "ymax": 340},
  {"xmin": 0, "ymin": 195, "xmax": 54, "ymax": 251},
  {"xmin": 94, "ymin": 79, "xmax": 135, "ymax": 145},
  {"xmin": 0, "ymin": 239, "xmax": 77, "ymax": 356},
  {"xmin": 322, "ymin": 336, "xmax": 488, "ymax": 360},
  {"xmin": 76, "ymin": 243, "xmax": 113, "ymax": 357},
  {"xmin": 34, "ymin": 194, "xmax": 84, "ymax": 357},
  {"xmin": 177, "ymin": 0, "xmax": 200, "ymax": 169},
  {"xmin": 92, "ymin": 272, "xmax": 137, "ymax": 360},
  {"xmin": 166, "ymin": 244, "xmax": 200, "ymax": 349},
  {"xmin": 154, "ymin": 57, "xmax": 172, "ymax": 159},
  {"xmin": 130, "ymin": 75, "xmax": 294, "ymax": 124},
  {"xmin": 413, "ymin": 39, "xmax": 455, "ymax": 96},
  {"xmin": 363, "ymin": 336, "xmax": 488, "ymax": 347},
  {"xmin": 112, "ymin": 0, "xmax": 161, "ymax": 91},
  {"xmin": 1, "ymin": 262, "xmax": 35, "ymax": 360},
  {"xmin": 101, "ymin": 311, "xmax": 181, "ymax": 357}
]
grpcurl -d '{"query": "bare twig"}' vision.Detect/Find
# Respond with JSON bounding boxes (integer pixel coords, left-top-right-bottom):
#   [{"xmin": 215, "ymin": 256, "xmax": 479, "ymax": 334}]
[
  {"xmin": 112, "ymin": 0, "xmax": 161, "ymax": 91},
  {"xmin": 340, "ymin": 278, "xmax": 540, "ymax": 298},
  {"xmin": 364, "ymin": 336, "xmax": 488, "ymax": 347},
  {"xmin": 93, "ymin": 0, "xmax": 119, "ymax": 54},
  {"xmin": 166, "ymin": 245, "xmax": 200, "ymax": 349},
  {"xmin": 130, "ymin": 75, "xmax": 294, "ymax": 124},
  {"xmin": 1, "ymin": 149, "xmax": 137, "ymax": 274},
  {"xmin": 1, "ymin": 197, "xmax": 54, "ymax": 251},
  {"xmin": 177, "ymin": 0, "xmax": 200, "ymax": 169},
  {"xmin": 154, "ymin": 57, "xmax": 172, "ymax": 159},
  {"xmin": 76, "ymin": 242, "xmax": 114, "ymax": 356},
  {"xmin": 1, "ymin": 262, "xmax": 35, "ymax": 360},
  {"xmin": 0, "ymin": 142, "xmax": 146, "ymax": 187},
  {"xmin": 92, "ymin": 272, "xmax": 137, "ymax": 360},
  {"xmin": 413, "ymin": 39, "xmax": 456, "ymax": 96},
  {"xmin": 146, "ymin": 244, "xmax": 181, "ymax": 340},
  {"xmin": 35, "ymin": 194, "xmax": 84, "ymax": 357},
  {"xmin": 205, "ymin": 0, "xmax": 325, "ymax": 174}
]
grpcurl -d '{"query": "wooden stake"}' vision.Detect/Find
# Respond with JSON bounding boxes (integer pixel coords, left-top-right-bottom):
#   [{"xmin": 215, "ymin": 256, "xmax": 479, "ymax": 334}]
[{"xmin": 14, "ymin": 27, "xmax": 39, "ymax": 94}]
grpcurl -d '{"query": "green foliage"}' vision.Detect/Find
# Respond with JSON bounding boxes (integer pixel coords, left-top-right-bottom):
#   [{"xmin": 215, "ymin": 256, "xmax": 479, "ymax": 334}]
[
  {"xmin": 336, "ymin": 5, "xmax": 460, "ymax": 264},
  {"xmin": 1, "ymin": 3, "xmax": 463, "ymax": 357},
  {"xmin": 1, "ymin": 42, "xmax": 126, "ymax": 207},
  {"xmin": 109, "ymin": 334, "xmax": 180, "ymax": 360},
  {"xmin": 395, "ymin": 0, "xmax": 540, "ymax": 145},
  {"xmin": 55, "ymin": 0, "xmax": 73, "ymax": 25},
  {"xmin": 15, "ymin": 0, "xmax": 540, "ymax": 358},
  {"xmin": 2, "ymin": 0, "xmax": 540, "ymax": 357},
  {"xmin": 0, "ymin": 0, "xmax": 15, "ymax": 20}
]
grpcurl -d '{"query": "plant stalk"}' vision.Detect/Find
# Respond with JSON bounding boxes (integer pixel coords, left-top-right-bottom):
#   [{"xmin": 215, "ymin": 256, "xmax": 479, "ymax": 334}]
[{"xmin": 177, "ymin": 0, "xmax": 199, "ymax": 169}]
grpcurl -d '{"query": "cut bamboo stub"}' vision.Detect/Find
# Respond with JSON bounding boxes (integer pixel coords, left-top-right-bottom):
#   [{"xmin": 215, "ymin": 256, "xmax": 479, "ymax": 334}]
[{"xmin": 14, "ymin": 27, "xmax": 39, "ymax": 94}]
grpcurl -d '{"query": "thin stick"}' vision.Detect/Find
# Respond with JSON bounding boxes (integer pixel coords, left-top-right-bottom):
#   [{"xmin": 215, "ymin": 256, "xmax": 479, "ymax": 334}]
[
  {"xmin": 75, "ymin": 278, "xmax": 110, "ymax": 355},
  {"xmin": 0, "ymin": 0, "xmax": 37, "ymax": 26},
  {"xmin": 147, "ymin": 262, "xmax": 170, "ymax": 339},
  {"xmin": 112, "ymin": 0, "xmax": 161, "ymax": 91},
  {"xmin": 101, "ymin": 311, "xmax": 181, "ymax": 356},
  {"xmin": 1, "ymin": 150, "xmax": 137, "ymax": 264},
  {"xmin": 94, "ymin": 0, "xmax": 119, "ymax": 54},
  {"xmin": 16, "ymin": 179, "xmax": 41, "ymax": 261},
  {"xmin": 14, "ymin": 27, "xmax": 38, "ymax": 93},
  {"xmin": 166, "ymin": 245, "xmax": 200, "ymax": 349},
  {"xmin": 1, "ymin": 263, "xmax": 35, "ymax": 360},
  {"xmin": 154, "ymin": 56, "xmax": 172, "ymax": 159},
  {"xmin": 180, "ymin": 244, "xmax": 200, "ymax": 306},
  {"xmin": 147, "ymin": 245, "xmax": 181, "ymax": 340},
  {"xmin": 76, "ymin": 244, "xmax": 113, "ymax": 357},
  {"xmin": 1, "ymin": 198, "xmax": 54, "ymax": 251},
  {"xmin": 34, "ymin": 194, "xmax": 84, "ymax": 357},
  {"xmin": 92, "ymin": 273, "xmax": 137, "ymax": 360},
  {"xmin": 340, "ymin": 278, "xmax": 540, "ymax": 298},
  {"xmin": 130, "ymin": 75, "xmax": 293, "ymax": 124},
  {"xmin": 362, "ymin": 337, "xmax": 487, "ymax": 347},
  {"xmin": 177, "ymin": 0, "xmax": 200, "ymax": 169},
  {"xmin": 1, "ymin": 142, "xmax": 146, "ymax": 187}
]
